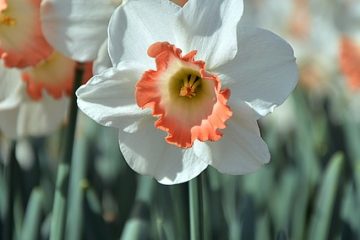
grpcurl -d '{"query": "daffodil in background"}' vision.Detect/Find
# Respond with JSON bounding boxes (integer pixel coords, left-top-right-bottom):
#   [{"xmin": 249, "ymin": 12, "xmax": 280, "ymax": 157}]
[
  {"xmin": 0, "ymin": 0, "xmax": 52, "ymax": 68},
  {"xmin": 0, "ymin": 0, "xmax": 93, "ymax": 139},
  {"xmin": 77, "ymin": 0, "xmax": 298, "ymax": 184},
  {"xmin": 0, "ymin": 52, "xmax": 93, "ymax": 139}
]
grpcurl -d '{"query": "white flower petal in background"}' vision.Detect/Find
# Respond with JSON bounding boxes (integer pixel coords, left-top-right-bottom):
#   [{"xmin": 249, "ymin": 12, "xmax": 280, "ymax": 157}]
[
  {"xmin": 0, "ymin": 61, "xmax": 23, "ymax": 110},
  {"xmin": 41, "ymin": 0, "xmax": 118, "ymax": 61},
  {"xmin": 108, "ymin": 0, "xmax": 180, "ymax": 68},
  {"xmin": 0, "ymin": 61, "xmax": 68, "ymax": 138},
  {"xmin": 260, "ymin": 96, "xmax": 296, "ymax": 137},
  {"xmin": 118, "ymin": 116, "xmax": 210, "ymax": 185},
  {"xmin": 0, "ymin": 93, "xmax": 69, "ymax": 139},
  {"xmin": 215, "ymin": 27, "xmax": 298, "ymax": 118},
  {"xmin": 175, "ymin": 0, "xmax": 243, "ymax": 69},
  {"xmin": 0, "ymin": 94, "xmax": 69, "ymax": 139}
]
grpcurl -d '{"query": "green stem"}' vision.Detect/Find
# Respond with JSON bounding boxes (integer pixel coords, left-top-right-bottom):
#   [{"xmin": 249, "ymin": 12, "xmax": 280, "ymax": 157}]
[
  {"xmin": 189, "ymin": 174, "xmax": 204, "ymax": 240},
  {"xmin": 50, "ymin": 64, "xmax": 84, "ymax": 240},
  {"xmin": 200, "ymin": 173, "xmax": 209, "ymax": 240},
  {"xmin": 4, "ymin": 141, "xmax": 16, "ymax": 240}
]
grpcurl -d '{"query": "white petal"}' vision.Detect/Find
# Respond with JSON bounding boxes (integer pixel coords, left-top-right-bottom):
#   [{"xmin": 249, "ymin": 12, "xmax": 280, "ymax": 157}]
[
  {"xmin": 214, "ymin": 27, "xmax": 298, "ymax": 118},
  {"xmin": 41, "ymin": 0, "xmax": 117, "ymax": 61},
  {"xmin": 18, "ymin": 94, "xmax": 68, "ymax": 137},
  {"xmin": 93, "ymin": 40, "xmax": 112, "ymax": 75},
  {"xmin": 208, "ymin": 101, "xmax": 270, "ymax": 174},
  {"xmin": 0, "ymin": 94, "xmax": 68, "ymax": 138},
  {"xmin": 0, "ymin": 61, "xmax": 23, "ymax": 110},
  {"xmin": 0, "ymin": 106, "xmax": 21, "ymax": 138},
  {"xmin": 76, "ymin": 62, "xmax": 149, "ymax": 129},
  {"xmin": 108, "ymin": 0, "xmax": 180, "ymax": 67},
  {"xmin": 175, "ymin": 0, "xmax": 243, "ymax": 69},
  {"xmin": 118, "ymin": 116, "xmax": 210, "ymax": 185}
]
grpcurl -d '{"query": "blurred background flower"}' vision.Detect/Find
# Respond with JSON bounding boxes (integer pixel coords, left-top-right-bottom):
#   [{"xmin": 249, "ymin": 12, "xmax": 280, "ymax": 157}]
[
  {"xmin": 0, "ymin": 0, "xmax": 52, "ymax": 68},
  {"xmin": 0, "ymin": 59, "xmax": 68, "ymax": 139}
]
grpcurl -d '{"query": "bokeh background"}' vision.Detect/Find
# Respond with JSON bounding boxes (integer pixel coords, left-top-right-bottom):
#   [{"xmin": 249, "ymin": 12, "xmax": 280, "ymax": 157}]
[{"xmin": 1, "ymin": 0, "xmax": 360, "ymax": 239}]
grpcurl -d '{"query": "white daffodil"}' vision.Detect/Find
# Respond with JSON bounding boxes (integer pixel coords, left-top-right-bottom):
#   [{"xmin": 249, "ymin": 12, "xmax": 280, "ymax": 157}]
[
  {"xmin": 0, "ymin": 0, "xmax": 52, "ymax": 68},
  {"xmin": 0, "ymin": 60, "xmax": 69, "ymax": 138},
  {"xmin": 77, "ymin": 0, "xmax": 298, "ymax": 184}
]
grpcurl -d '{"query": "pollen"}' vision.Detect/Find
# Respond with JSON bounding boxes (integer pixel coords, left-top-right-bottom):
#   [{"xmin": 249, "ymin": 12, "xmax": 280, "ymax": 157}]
[
  {"xmin": 179, "ymin": 74, "xmax": 201, "ymax": 98},
  {"xmin": 0, "ymin": 13, "xmax": 16, "ymax": 26}
]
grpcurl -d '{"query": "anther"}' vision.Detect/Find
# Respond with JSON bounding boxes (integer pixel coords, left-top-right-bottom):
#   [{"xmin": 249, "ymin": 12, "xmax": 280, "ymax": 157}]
[{"xmin": 0, "ymin": 14, "xmax": 16, "ymax": 26}]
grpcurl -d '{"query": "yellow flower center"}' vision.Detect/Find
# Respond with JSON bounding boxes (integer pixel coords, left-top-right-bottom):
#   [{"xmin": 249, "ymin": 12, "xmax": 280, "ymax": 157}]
[
  {"xmin": 179, "ymin": 73, "xmax": 202, "ymax": 98},
  {"xmin": 167, "ymin": 68, "xmax": 206, "ymax": 102},
  {"xmin": 0, "ymin": 12, "xmax": 16, "ymax": 26}
]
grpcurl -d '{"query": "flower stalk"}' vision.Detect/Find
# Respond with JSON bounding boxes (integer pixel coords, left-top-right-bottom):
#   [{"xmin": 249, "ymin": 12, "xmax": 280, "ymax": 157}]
[
  {"xmin": 50, "ymin": 63, "xmax": 84, "ymax": 240},
  {"xmin": 3, "ymin": 141, "xmax": 16, "ymax": 240},
  {"xmin": 189, "ymin": 174, "xmax": 204, "ymax": 240}
]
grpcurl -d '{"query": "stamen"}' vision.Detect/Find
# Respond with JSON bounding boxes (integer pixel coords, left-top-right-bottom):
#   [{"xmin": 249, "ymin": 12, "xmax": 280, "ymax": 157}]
[
  {"xmin": 179, "ymin": 74, "xmax": 201, "ymax": 98},
  {"xmin": 0, "ymin": 13, "xmax": 16, "ymax": 26},
  {"xmin": 189, "ymin": 74, "xmax": 197, "ymax": 86}
]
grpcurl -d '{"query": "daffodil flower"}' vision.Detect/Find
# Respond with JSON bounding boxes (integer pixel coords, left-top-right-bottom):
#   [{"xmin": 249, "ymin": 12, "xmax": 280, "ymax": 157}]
[
  {"xmin": 0, "ymin": 51, "xmax": 91, "ymax": 138},
  {"xmin": 77, "ymin": 0, "xmax": 298, "ymax": 184},
  {"xmin": 0, "ymin": 0, "xmax": 52, "ymax": 68},
  {"xmin": 1, "ymin": 0, "xmax": 94, "ymax": 96}
]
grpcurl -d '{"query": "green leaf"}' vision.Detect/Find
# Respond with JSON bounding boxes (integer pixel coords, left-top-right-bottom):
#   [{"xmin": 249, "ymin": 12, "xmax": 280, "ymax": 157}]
[
  {"xmin": 21, "ymin": 188, "xmax": 44, "ymax": 240},
  {"xmin": 308, "ymin": 152, "xmax": 344, "ymax": 240}
]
